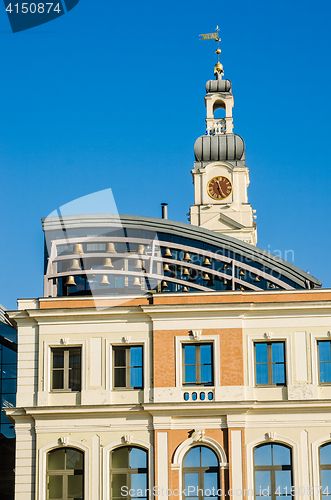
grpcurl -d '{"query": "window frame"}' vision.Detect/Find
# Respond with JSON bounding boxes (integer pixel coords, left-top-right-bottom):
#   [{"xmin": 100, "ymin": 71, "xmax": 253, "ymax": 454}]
[
  {"xmin": 110, "ymin": 445, "xmax": 148, "ymax": 500},
  {"xmin": 46, "ymin": 447, "xmax": 84, "ymax": 500},
  {"xmin": 254, "ymin": 341, "xmax": 286, "ymax": 387},
  {"xmin": 182, "ymin": 343, "xmax": 214, "ymax": 386},
  {"xmin": 112, "ymin": 345, "xmax": 144, "ymax": 390},
  {"xmin": 253, "ymin": 443, "xmax": 293, "ymax": 500},
  {"xmin": 182, "ymin": 445, "xmax": 221, "ymax": 500},
  {"xmin": 319, "ymin": 442, "xmax": 331, "ymax": 499},
  {"xmin": 317, "ymin": 340, "xmax": 331, "ymax": 385},
  {"xmin": 51, "ymin": 346, "xmax": 82, "ymax": 392}
]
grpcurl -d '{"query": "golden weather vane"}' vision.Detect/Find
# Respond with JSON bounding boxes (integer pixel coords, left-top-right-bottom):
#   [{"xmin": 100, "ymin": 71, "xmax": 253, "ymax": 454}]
[{"xmin": 199, "ymin": 26, "xmax": 223, "ymax": 75}]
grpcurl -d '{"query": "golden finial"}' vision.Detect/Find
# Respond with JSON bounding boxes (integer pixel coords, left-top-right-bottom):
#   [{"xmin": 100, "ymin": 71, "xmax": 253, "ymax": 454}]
[{"xmin": 199, "ymin": 25, "xmax": 223, "ymax": 76}]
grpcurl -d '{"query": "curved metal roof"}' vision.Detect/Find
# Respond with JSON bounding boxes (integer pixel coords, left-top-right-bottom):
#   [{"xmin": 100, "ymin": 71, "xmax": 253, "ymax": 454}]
[{"xmin": 42, "ymin": 214, "xmax": 321, "ymax": 296}]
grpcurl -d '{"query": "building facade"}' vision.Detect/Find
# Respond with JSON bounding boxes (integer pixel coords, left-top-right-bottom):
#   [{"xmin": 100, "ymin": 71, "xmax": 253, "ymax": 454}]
[{"xmin": 5, "ymin": 46, "xmax": 331, "ymax": 500}]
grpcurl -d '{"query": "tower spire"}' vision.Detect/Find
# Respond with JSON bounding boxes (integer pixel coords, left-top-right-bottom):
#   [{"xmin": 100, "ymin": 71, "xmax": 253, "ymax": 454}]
[{"xmin": 199, "ymin": 26, "xmax": 223, "ymax": 79}]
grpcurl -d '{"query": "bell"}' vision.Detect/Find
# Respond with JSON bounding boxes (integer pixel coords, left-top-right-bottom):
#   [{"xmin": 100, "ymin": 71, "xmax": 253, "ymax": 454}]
[
  {"xmin": 106, "ymin": 242, "xmax": 117, "ymax": 253},
  {"xmin": 269, "ymin": 283, "xmax": 275, "ymax": 289},
  {"xmin": 183, "ymin": 268, "xmax": 190, "ymax": 276},
  {"xmin": 223, "ymin": 279, "xmax": 228, "ymax": 285},
  {"xmin": 73, "ymin": 243, "xmax": 84, "ymax": 254},
  {"xmin": 223, "ymin": 263, "xmax": 229, "ymax": 271},
  {"xmin": 134, "ymin": 259, "xmax": 143, "ymax": 270},
  {"xmin": 203, "ymin": 273, "xmax": 211, "ymax": 281},
  {"xmin": 103, "ymin": 257, "xmax": 114, "ymax": 269},
  {"xmin": 100, "ymin": 275, "xmax": 110, "ymax": 286},
  {"xmin": 203, "ymin": 257, "xmax": 211, "ymax": 266},
  {"xmin": 65, "ymin": 275, "xmax": 76, "ymax": 287},
  {"xmin": 183, "ymin": 252, "xmax": 191, "ymax": 262},
  {"xmin": 137, "ymin": 245, "xmax": 145, "ymax": 255},
  {"xmin": 163, "ymin": 248, "xmax": 172, "ymax": 258},
  {"xmin": 69, "ymin": 259, "xmax": 81, "ymax": 271},
  {"xmin": 163, "ymin": 263, "xmax": 170, "ymax": 272},
  {"xmin": 183, "ymin": 286, "xmax": 189, "ymax": 292},
  {"xmin": 240, "ymin": 286, "xmax": 245, "ymax": 291},
  {"xmin": 239, "ymin": 270, "xmax": 245, "ymax": 276},
  {"xmin": 254, "ymin": 276, "xmax": 260, "ymax": 282},
  {"xmin": 132, "ymin": 277, "xmax": 141, "ymax": 287},
  {"xmin": 161, "ymin": 280, "xmax": 168, "ymax": 288}
]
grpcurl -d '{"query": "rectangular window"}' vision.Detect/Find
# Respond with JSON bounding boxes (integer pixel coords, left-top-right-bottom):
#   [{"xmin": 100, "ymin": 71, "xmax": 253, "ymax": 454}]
[
  {"xmin": 318, "ymin": 341, "xmax": 331, "ymax": 383},
  {"xmin": 51, "ymin": 347, "xmax": 81, "ymax": 392},
  {"xmin": 113, "ymin": 346, "xmax": 143, "ymax": 389},
  {"xmin": 255, "ymin": 342, "xmax": 286, "ymax": 386},
  {"xmin": 183, "ymin": 343, "xmax": 213, "ymax": 386}
]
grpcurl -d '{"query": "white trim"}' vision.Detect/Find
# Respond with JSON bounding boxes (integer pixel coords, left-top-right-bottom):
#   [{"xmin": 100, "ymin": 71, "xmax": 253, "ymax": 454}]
[
  {"xmin": 231, "ymin": 430, "xmax": 243, "ymax": 499},
  {"xmin": 311, "ymin": 435, "xmax": 331, "ymax": 500},
  {"xmin": 157, "ymin": 432, "xmax": 169, "ymax": 497},
  {"xmin": 105, "ymin": 337, "xmax": 150, "ymax": 393},
  {"xmin": 102, "ymin": 438, "xmax": 153, "ymax": 500},
  {"xmin": 172, "ymin": 435, "xmax": 228, "ymax": 498},
  {"xmin": 310, "ymin": 331, "xmax": 331, "ymax": 386},
  {"xmin": 38, "ymin": 440, "xmax": 90, "ymax": 500},
  {"xmin": 92, "ymin": 435, "xmax": 100, "ymax": 499},
  {"xmin": 246, "ymin": 435, "xmax": 300, "ymax": 500},
  {"xmin": 247, "ymin": 334, "xmax": 293, "ymax": 387},
  {"xmin": 43, "ymin": 339, "xmax": 87, "ymax": 393},
  {"xmin": 175, "ymin": 334, "xmax": 220, "ymax": 387}
]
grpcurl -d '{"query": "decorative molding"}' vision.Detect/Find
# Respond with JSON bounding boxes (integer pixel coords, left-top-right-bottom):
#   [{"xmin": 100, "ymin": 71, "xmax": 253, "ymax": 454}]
[
  {"xmin": 327, "ymin": 331, "xmax": 331, "ymax": 337},
  {"xmin": 190, "ymin": 330, "xmax": 202, "ymax": 341},
  {"xmin": 58, "ymin": 437, "xmax": 69, "ymax": 446},
  {"xmin": 192, "ymin": 430, "xmax": 205, "ymax": 442},
  {"xmin": 122, "ymin": 435, "xmax": 132, "ymax": 444},
  {"xmin": 264, "ymin": 332, "xmax": 272, "ymax": 339},
  {"xmin": 60, "ymin": 338, "xmax": 69, "ymax": 345},
  {"xmin": 122, "ymin": 336, "xmax": 131, "ymax": 344},
  {"xmin": 265, "ymin": 432, "xmax": 276, "ymax": 441}
]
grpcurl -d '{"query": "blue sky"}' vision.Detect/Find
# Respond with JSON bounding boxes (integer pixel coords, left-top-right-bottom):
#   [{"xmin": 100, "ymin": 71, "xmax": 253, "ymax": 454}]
[{"xmin": 0, "ymin": 0, "xmax": 330, "ymax": 309}]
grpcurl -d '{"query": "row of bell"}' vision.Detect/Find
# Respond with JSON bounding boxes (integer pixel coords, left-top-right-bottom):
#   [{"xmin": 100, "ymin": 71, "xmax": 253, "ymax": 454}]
[{"xmin": 71, "ymin": 242, "xmax": 145, "ymax": 255}]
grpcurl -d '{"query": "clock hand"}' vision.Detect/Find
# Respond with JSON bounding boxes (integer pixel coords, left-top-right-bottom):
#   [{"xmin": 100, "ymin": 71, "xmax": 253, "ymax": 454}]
[{"xmin": 215, "ymin": 179, "xmax": 225, "ymax": 197}]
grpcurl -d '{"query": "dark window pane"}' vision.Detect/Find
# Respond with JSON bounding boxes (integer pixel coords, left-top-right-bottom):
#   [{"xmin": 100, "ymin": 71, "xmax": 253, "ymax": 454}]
[
  {"xmin": 48, "ymin": 475, "xmax": 63, "ymax": 499},
  {"xmin": 320, "ymin": 444, "xmax": 331, "ymax": 465},
  {"xmin": 48, "ymin": 449, "xmax": 65, "ymax": 470},
  {"xmin": 53, "ymin": 350, "xmax": 64, "ymax": 368},
  {"xmin": 112, "ymin": 447, "xmax": 129, "ymax": 468},
  {"xmin": 273, "ymin": 445, "xmax": 291, "ymax": 466},
  {"xmin": 2, "ymin": 378, "xmax": 17, "ymax": 393},
  {"xmin": 130, "ymin": 367, "xmax": 142, "ymax": 388},
  {"xmin": 111, "ymin": 474, "xmax": 127, "ymax": 497},
  {"xmin": 66, "ymin": 449, "xmax": 83, "ymax": 470},
  {"xmin": 115, "ymin": 348, "xmax": 126, "ymax": 367},
  {"xmin": 130, "ymin": 347, "xmax": 142, "ymax": 367},
  {"xmin": 69, "ymin": 350, "xmax": 81, "ymax": 391},
  {"xmin": 1, "ymin": 364, "xmax": 16, "ymax": 378},
  {"xmin": 255, "ymin": 343, "xmax": 268, "ymax": 363},
  {"xmin": 319, "ymin": 342, "xmax": 331, "ymax": 362},
  {"xmin": 201, "ymin": 364, "xmax": 212, "ymax": 384},
  {"xmin": 1, "ymin": 423, "xmax": 15, "ymax": 438},
  {"xmin": 200, "ymin": 344, "xmax": 212, "ymax": 364},
  {"xmin": 256, "ymin": 364, "xmax": 268, "ymax": 385},
  {"xmin": 1, "ymin": 393, "xmax": 15, "ymax": 408},
  {"xmin": 68, "ymin": 474, "xmax": 83, "ymax": 498},
  {"xmin": 272, "ymin": 363, "xmax": 285, "ymax": 384},
  {"xmin": 129, "ymin": 448, "xmax": 147, "ymax": 469},
  {"xmin": 201, "ymin": 447, "xmax": 218, "ymax": 467},
  {"xmin": 2, "ymin": 347, "xmax": 16, "ymax": 364},
  {"xmin": 254, "ymin": 445, "xmax": 272, "ymax": 466},
  {"xmin": 114, "ymin": 367, "xmax": 126, "ymax": 387},
  {"xmin": 185, "ymin": 345, "xmax": 196, "ymax": 365},
  {"xmin": 272, "ymin": 343, "xmax": 284, "ymax": 363},
  {"xmin": 184, "ymin": 447, "xmax": 200, "ymax": 467},
  {"xmin": 185, "ymin": 365, "xmax": 196, "ymax": 384},
  {"xmin": 52, "ymin": 370, "xmax": 64, "ymax": 390}
]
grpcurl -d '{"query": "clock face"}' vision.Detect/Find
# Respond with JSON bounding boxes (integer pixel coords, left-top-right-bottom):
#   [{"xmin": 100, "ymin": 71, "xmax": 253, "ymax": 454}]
[{"xmin": 207, "ymin": 176, "xmax": 232, "ymax": 200}]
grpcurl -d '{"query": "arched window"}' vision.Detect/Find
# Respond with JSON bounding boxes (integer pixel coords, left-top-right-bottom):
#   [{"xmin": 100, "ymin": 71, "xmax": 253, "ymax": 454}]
[
  {"xmin": 319, "ymin": 443, "xmax": 331, "ymax": 497},
  {"xmin": 183, "ymin": 446, "xmax": 220, "ymax": 500},
  {"xmin": 47, "ymin": 447, "xmax": 84, "ymax": 499},
  {"xmin": 254, "ymin": 443, "xmax": 292, "ymax": 500},
  {"xmin": 110, "ymin": 446, "xmax": 148, "ymax": 500}
]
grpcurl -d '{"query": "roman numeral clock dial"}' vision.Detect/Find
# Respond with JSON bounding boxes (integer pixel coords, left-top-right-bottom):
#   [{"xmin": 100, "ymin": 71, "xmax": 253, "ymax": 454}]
[{"xmin": 207, "ymin": 176, "xmax": 232, "ymax": 200}]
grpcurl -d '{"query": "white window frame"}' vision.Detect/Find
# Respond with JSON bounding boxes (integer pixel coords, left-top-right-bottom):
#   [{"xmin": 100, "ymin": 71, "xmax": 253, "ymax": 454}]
[
  {"xmin": 105, "ymin": 338, "xmax": 150, "ymax": 392},
  {"xmin": 310, "ymin": 332, "xmax": 331, "ymax": 386},
  {"xmin": 38, "ymin": 440, "xmax": 90, "ymax": 500},
  {"xmin": 312, "ymin": 436, "xmax": 331, "ymax": 500},
  {"xmin": 247, "ymin": 334, "xmax": 293, "ymax": 387},
  {"xmin": 103, "ymin": 438, "xmax": 153, "ymax": 500},
  {"xmin": 175, "ymin": 335, "xmax": 220, "ymax": 388},
  {"xmin": 43, "ymin": 340, "xmax": 87, "ymax": 393}
]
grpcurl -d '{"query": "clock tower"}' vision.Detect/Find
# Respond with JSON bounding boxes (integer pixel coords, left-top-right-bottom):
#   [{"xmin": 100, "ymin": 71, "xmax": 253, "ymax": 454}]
[{"xmin": 190, "ymin": 36, "xmax": 257, "ymax": 246}]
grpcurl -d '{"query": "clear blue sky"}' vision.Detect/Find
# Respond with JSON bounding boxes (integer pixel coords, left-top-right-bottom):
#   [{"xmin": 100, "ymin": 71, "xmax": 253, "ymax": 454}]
[{"xmin": 0, "ymin": 0, "xmax": 330, "ymax": 310}]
